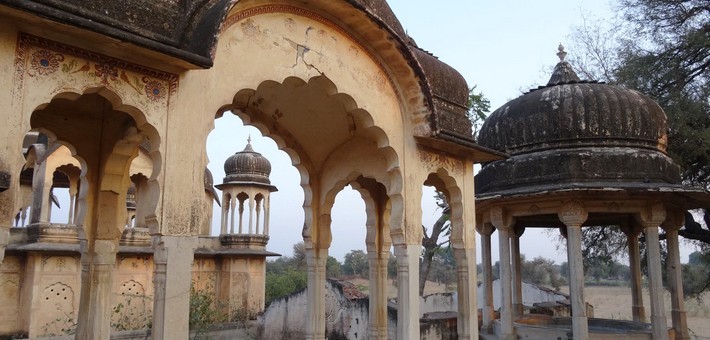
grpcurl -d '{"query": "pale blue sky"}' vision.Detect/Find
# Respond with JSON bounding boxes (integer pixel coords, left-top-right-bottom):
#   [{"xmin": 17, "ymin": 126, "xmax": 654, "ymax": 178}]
[
  {"xmin": 205, "ymin": 1, "xmax": 634, "ymax": 264},
  {"xmin": 47, "ymin": 1, "xmax": 694, "ymax": 264}
]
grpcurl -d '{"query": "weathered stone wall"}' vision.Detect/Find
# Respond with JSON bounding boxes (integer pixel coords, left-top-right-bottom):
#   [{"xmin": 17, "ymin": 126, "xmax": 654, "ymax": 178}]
[
  {"xmin": 258, "ymin": 279, "xmax": 398, "ymax": 339},
  {"xmin": 0, "ymin": 229, "xmax": 269, "ymax": 338}
]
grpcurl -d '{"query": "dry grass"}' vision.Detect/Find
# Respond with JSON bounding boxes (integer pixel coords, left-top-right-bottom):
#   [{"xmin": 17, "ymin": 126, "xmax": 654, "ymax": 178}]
[
  {"xmin": 561, "ymin": 285, "xmax": 710, "ymax": 339},
  {"xmin": 346, "ymin": 278, "xmax": 710, "ymax": 338}
]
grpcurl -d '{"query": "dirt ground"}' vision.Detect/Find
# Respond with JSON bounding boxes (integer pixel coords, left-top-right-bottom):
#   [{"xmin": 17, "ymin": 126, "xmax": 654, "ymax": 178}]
[
  {"xmin": 561, "ymin": 285, "xmax": 710, "ymax": 339},
  {"xmin": 346, "ymin": 278, "xmax": 710, "ymax": 339}
]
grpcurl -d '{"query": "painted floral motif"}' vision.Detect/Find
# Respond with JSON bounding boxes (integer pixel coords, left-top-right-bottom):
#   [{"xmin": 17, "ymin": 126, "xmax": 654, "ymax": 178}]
[
  {"xmin": 94, "ymin": 62, "xmax": 119, "ymax": 84},
  {"xmin": 143, "ymin": 77, "xmax": 166, "ymax": 101},
  {"xmin": 29, "ymin": 50, "xmax": 63, "ymax": 76}
]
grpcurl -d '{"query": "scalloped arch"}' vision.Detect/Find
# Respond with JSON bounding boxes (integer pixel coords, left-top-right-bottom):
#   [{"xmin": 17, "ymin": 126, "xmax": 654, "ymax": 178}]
[
  {"xmin": 213, "ymin": 74, "xmax": 404, "ymax": 245},
  {"xmin": 28, "ymin": 88, "xmax": 162, "ymax": 237},
  {"xmin": 425, "ymin": 168, "xmax": 465, "ymax": 249}
]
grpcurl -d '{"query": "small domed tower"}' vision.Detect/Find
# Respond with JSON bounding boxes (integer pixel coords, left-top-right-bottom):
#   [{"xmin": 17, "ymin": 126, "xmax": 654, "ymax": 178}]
[{"xmin": 216, "ymin": 138, "xmax": 277, "ymax": 249}]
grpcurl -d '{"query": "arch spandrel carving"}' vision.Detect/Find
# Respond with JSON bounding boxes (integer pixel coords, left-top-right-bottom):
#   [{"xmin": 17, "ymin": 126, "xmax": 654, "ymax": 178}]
[{"xmin": 209, "ymin": 7, "xmax": 409, "ymax": 154}]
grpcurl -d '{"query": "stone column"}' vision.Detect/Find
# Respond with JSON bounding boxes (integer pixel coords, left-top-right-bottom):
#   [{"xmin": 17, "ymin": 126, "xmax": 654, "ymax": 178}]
[
  {"xmin": 29, "ymin": 160, "xmax": 49, "ymax": 224},
  {"xmin": 476, "ymin": 224, "xmax": 495, "ymax": 333},
  {"xmin": 76, "ymin": 239, "xmax": 117, "ymax": 340},
  {"xmin": 220, "ymin": 196, "xmax": 228, "ymax": 234},
  {"xmin": 306, "ymin": 247, "xmax": 328, "ymax": 340},
  {"xmin": 248, "ymin": 197, "xmax": 254, "ymax": 234},
  {"xmin": 639, "ymin": 203, "xmax": 668, "ymax": 340},
  {"xmin": 255, "ymin": 198, "xmax": 264, "ymax": 235},
  {"xmin": 664, "ymin": 220, "xmax": 689, "ymax": 339},
  {"xmin": 490, "ymin": 206, "xmax": 515, "ymax": 339},
  {"xmin": 367, "ymin": 249, "xmax": 389, "ymax": 339},
  {"xmin": 264, "ymin": 195, "xmax": 270, "ymax": 236},
  {"xmin": 454, "ymin": 246, "xmax": 477, "ymax": 340},
  {"xmin": 151, "ymin": 235, "xmax": 198, "ymax": 340},
  {"xmin": 232, "ymin": 197, "xmax": 239, "ymax": 234},
  {"xmin": 558, "ymin": 201, "xmax": 589, "ymax": 340},
  {"xmin": 395, "ymin": 243, "xmax": 420, "ymax": 340},
  {"xmin": 512, "ymin": 226, "xmax": 525, "ymax": 317},
  {"xmin": 621, "ymin": 225, "xmax": 646, "ymax": 322},
  {"xmin": 67, "ymin": 175, "xmax": 79, "ymax": 224}
]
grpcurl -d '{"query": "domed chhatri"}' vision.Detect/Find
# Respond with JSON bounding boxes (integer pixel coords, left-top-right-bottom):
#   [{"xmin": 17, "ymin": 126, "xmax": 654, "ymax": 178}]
[
  {"xmin": 222, "ymin": 137, "xmax": 272, "ymax": 185},
  {"xmin": 476, "ymin": 45, "xmax": 679, "ymax": 196}
]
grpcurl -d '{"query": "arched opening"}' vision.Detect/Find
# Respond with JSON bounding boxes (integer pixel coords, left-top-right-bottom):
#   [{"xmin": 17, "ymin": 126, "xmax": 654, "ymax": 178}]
[
  {"xmin": 205, "ymin": 113, "xmax": 302, "ymax": 246},
  {"xmin": 207, "ymin": 74, "xmax": 402, "ymax": 338},
  {"xmin": 26, "ymin": 89, "xmax": 160, "ymax": 338}
]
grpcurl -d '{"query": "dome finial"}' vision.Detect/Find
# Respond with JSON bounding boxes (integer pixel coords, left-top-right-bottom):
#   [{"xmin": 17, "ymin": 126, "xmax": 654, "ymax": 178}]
[
  {"xmin": 243, "ymin": 135, "xmax": 254, "ymax": 152},
  {"xmin": 557, "ymin": 43, "xmax": 567, "ymax": 61}
]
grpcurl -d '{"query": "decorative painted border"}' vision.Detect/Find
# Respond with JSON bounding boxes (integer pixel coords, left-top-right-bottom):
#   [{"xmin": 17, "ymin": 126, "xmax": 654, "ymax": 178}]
[
  {"xmin": 222, "ymin": 4, "xmax": 400, "ymax": 99},
  {"xmin": 13, "ymin": 32, "xmax": 179, "ymax": 102}
]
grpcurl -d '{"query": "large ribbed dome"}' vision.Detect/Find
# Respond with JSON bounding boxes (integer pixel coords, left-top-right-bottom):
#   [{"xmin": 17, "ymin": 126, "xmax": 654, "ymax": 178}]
[
  {"xmin": 478, "ymin": 47, "xmax": 668, "ymax": 155},
  {"xmin": 476, "ymin": 46, "xmax": 681, "ymax": 196},
  {"xmin": 222, "ymin": 139, "xmax": 272, "ymax": 185}
]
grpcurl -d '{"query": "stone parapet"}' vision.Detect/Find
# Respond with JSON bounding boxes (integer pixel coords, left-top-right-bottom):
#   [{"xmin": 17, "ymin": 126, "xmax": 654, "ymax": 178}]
[{"xmin": 219, "ymin": 234, "xmax": 269, "ymax": 250}]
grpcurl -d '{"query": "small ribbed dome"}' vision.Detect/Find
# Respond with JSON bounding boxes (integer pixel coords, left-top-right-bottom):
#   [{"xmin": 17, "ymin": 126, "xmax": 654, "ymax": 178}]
[
  {"xmin": 476, "ymin": 46, "xmax": 681, "ymax": 196},
  {"xmin": 223, "ymin": 139, "xmax": 272, "ymax": 185}
]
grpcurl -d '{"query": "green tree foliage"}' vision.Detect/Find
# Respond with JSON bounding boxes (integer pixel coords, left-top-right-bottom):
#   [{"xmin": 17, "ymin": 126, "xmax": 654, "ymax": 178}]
[
  {"xmin": 264, "ymin": 242, "xmax": 318, "ymax": 305},
  {"xmin": 467, "ymin": 85, "xmax": 491, "ymax": 139},
  {"xmin": 326, "ymin": 256, "xmax": 342, "ymax": 279},
  {"xmin": 342, "ymin": 249, "xmax": 369, "ymax": 278},
  {"xmin": 682, "ymin": 251, "xmax": 710, "ymax": 298},
  {"xmin": 265, "ymin": 269, "xmax": 307, "ymax": 305},
  {"xmin": 520, "ymin": 255, "xmax": 565, "ymax": 290},
  {"xmin": 420, "ymin": 191, "xmax": 452, "ymax": 296},
  {"xmin": 567, "ymin": 0, "xmax": 710, "ymax": 297}
]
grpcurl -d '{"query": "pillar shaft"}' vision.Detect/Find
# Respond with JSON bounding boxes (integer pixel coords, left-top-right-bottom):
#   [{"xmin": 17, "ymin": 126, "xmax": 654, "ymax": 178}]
[
  {"xmin": 559, "ymin": 202, "xmax": 589, "ymax": 340},
  {"xmin": 665, "ymin": 227, "xmax": 689, "ymax": 339},
  {"xmin": 395, "ymin": 244, "xmax": 420, "ymax": 340},
  {"xmin": 626, "ymin": 229, "xmax": 646, "ymax": 322},
  {"xmin": 479, "ymin": 228, "xmax": 494, "ymax": 333},
  {"xmin": 497, "ymin": 226, "xmax": 514, "ymax": 338},
  {"xmin": 367, "ymin": 251, "xmax": 389, "ymax": 340},
  {"xmin": 511, "ymin": 235, "xmax": 523, "ymax": 316},
  {"xmin": 29, "ymin": 161, "xmax": 48, "ymax": 224},
  {"xmin": 264, "ymin": 195, "xmax": 270, "ymax": 235},
  {"xmin": 306, "ymin": 247, "xmax": 328, "ymax": 340},
  {"xmin": 645, "ymin": 226, "xmax": 669, "ymax": 340},
  {"xmin": 151, "ymin": 235, "xmax": 198, "ymax": 340},
  {"xmin": 248, "ymin": 198, "xmax": 254, "ymax": 234},
  {"xmin": 76, "ymin": 240, "xmax": 117, "ymax": 340},
  {"xmin": 566, "ymin": 224, "xmax": 588, "ymax": 340},
  {"xmin": 454, "ymin": 247, "xmax": 477, "ymax": 340},
  {"xmin": 220, "ymin": 197, "xmax": 228, "ymax": 234}
]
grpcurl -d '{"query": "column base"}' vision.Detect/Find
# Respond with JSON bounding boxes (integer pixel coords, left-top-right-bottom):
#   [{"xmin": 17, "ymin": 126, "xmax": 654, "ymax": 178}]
[
  {"xmin": 572, "ymin": 315, "xmax": 589, "ymax": 340},
  {"xmin": 671, "ymin": 310, "xmax": 689, "ymax": 340},
  {"xmin": 631, "ymin": 305, "xmax": 646, "ymax": 322}
]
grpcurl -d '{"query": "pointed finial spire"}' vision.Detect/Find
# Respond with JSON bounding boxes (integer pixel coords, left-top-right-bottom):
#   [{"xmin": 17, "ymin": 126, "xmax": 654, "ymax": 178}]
[
  {"xmin": 546, "ymin": 43, "xmax": 580, "ymax": 86},
  {"xmin": 557, "ymin": 43, "xmax": 567, "ymax": 61},
  {"xmin": 243, "ymin": 135, "xmax": 254, "ymax": 152}
]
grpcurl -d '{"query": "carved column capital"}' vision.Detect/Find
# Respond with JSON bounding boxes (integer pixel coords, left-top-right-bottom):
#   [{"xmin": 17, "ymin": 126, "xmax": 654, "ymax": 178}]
[
  {"xmin": 620, "ymin": 224, "xmax": 645, "ymax": 237},
  {"xmin": 637, "ymin": 202, "xmax": 667, "ymax": 228},
  {"xmin": 662, "ymin": 208, "xmax": 685, "ymax": 231},
  {"xmin": 489, "ymin": 206, "xmax": 513, "ymax": 229},
  {"xmin": 476, "ymin": 223, "xmax": 495, "ymax": 236},
  {"xmin": 558, "ymin": 201, "xmax": 588, "ymax": 227}
]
